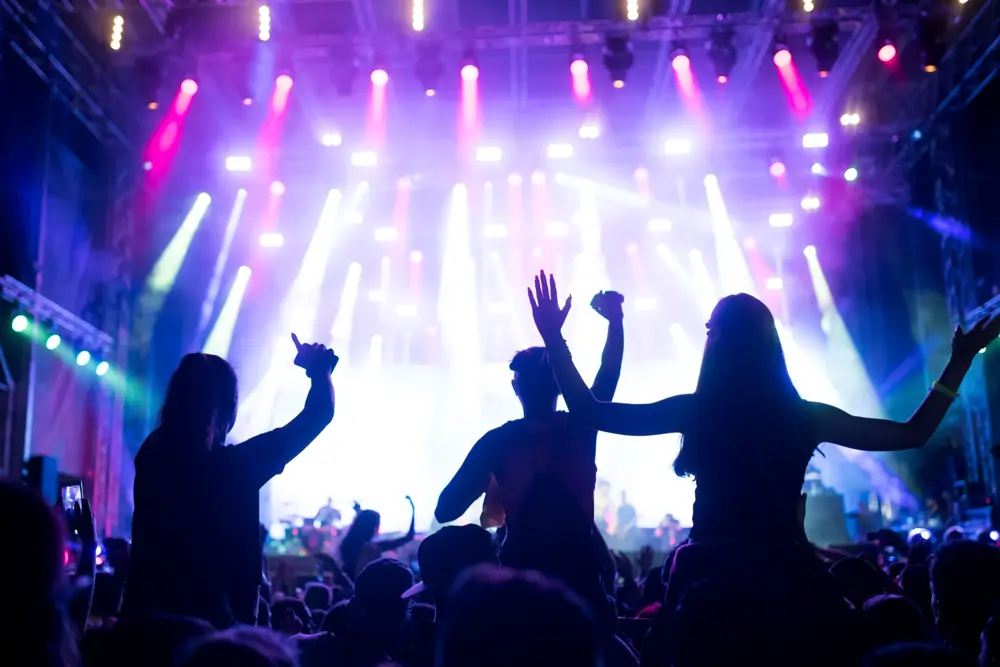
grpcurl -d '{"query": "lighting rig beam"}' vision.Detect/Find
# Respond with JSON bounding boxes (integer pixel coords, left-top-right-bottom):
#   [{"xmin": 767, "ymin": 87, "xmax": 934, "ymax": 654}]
[
  {"xmin": 813, "ymin": 16, "xmax": 878, "ymax": 120},
  {"xmin": 723, "ymin": 0, "xmax": 787, "ymax": 124},
  {"xmin": 645, "ymin": 0, "xmax": 694, "ymax": 118}
]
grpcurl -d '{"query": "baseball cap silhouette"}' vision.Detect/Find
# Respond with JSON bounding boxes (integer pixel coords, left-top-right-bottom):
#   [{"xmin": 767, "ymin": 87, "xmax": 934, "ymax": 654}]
[{"xmin": 401, "ymin": 525, "xmax": 497, "ymax": 599}]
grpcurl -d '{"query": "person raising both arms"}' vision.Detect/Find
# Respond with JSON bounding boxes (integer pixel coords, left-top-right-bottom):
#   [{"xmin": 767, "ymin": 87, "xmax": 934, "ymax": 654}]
[
  {"xmin": 435, "ymin": 289, "xmax": 624, "ymax": 609},
  {"xmin": 123, "ymin": 335, "xmax": 338, "ymax": 628}
]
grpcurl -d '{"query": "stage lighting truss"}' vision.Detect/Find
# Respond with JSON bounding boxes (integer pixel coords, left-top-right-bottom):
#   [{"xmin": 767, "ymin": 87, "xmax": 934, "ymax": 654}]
[
  {"xmin": 1, "ymin": 275, "xmax": 114, "ymax": 369},
  {"xmin": 602, "ymin": 33, "xmax": 635, "ymax": 85},
  {"xmin": 414, "ymin": 43, "xmax": 445, "ymax": 94},
  {"xmin": 919, "ymin": 12, "xmax": 949, "ymax": 72}
]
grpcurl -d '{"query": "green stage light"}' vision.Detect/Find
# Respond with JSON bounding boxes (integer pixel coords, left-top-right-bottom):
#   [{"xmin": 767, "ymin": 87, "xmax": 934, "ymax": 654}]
[
  {"xmin": 45, "ymin": 334, "xmax": 61, "ymax": 350},
  {"xmin": 12, "ymin": 315, "xmax": 28, "ymax": 332},
  {"xmin": 95, "ymin": 361, "xmax": 109, "ymax": 376},
  {"xmin": 76, "ymin": 350, "xmax": 92, "ymax": 366}
]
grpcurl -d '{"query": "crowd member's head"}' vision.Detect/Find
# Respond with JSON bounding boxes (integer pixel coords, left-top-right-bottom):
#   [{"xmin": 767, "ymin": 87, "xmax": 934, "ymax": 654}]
[
  {"xmin": 675, "ymin": 293, "xmax": 801, "ymax": 478},
  {"xmin": 303, "ymin": 582, "xmax": 333, "ymax": 613},
  {"xmin": 863, "ymin": 594, "xmax": 928, "ymax": 650},
  {"xmin": 346, "ymin": 558, "xmax": 414, "ymax": 652},
  {"xmin": 510, "ymin": 347, "xmax": 559, "ymax": 415},
  {"xmin": 436, "ymin": 565, "xmax": 601, "ymax": 667},
  {"xmin": 177, "ymin": 626, "xmax": 299, "ymax": 667},
  {"xmin": 0, "ymin": 481, "xmax": 78, "ymax": 667},
  {"xmin": 158, "ymin": 353, "xmax": 238, "ymax": 450},
  {"xmin": 401, "ymin": 525, "xmax": 498, "ymax": 615},
  {"xmin": 862, "ymin": 642, "xmax": 976, "ymax": 667},
  {"xmin": 931, "ymin": 541, "xmax": 1000, "ymax": 657},
  {"xmin": 944, "ymin": 526, "xmax": 967, "ymax": 542}
]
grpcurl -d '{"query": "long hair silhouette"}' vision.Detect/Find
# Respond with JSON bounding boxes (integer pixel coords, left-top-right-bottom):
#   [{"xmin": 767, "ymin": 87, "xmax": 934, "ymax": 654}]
[{"xmin": 158, "ymin": 353, "xmax": 238, "ymax": 449}]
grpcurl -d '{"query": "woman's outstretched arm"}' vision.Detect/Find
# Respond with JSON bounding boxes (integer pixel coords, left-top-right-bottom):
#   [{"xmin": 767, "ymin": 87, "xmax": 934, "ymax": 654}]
[
  {"xmin": 813, "ymin": 314, "xmax": 1000, "ymax": 452},
  {"xmin": 528, "ymin": 271, "xmax": 694, "ymax": 436}
]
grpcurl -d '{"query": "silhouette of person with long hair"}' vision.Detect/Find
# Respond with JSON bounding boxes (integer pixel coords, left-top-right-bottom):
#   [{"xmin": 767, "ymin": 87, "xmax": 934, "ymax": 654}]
[
  {"xmin": 435, "ymin": 289, "xmax": 624, "ymax": 617},
  {"xmin": 339, "ymin": 497, "xmax": 416, "ymax": 581},
  {"xmin": 123, "ymin": 336, "xmax": 337, "ymax": 627}
]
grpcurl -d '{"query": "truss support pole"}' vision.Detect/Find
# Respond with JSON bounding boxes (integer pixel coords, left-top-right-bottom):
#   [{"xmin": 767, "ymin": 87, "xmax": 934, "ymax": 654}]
[{"xmin": 931, "ymin": 126, "xmax": 995, "ymax": 496}]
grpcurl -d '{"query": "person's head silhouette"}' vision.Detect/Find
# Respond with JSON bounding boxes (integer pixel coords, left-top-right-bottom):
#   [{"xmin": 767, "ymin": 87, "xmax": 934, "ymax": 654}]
[
  {"xmin": 509, "ymin": 346, "xmax": 559, "ymax": 416},
  {"xmin": 159, "ymin": 353, "xmax": 238, "ymax": 450}
]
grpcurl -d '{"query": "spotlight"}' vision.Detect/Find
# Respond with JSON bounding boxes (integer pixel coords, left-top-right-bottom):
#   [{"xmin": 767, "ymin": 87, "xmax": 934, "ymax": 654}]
[
  {"xmin": 546, "ymin": 143, "xmax": 574, "ymax": 159},
  {"xmin": 461, "ymin": 64, "xmax": 479, "ymax": 81},
  {"xmin": 770, "ymin": 160, "xmax": 787, "ymax": 177},
  {"xmin": 878, "ymin": 41, "xmax": 897, "ymax": 63},
  {"xmin": 270, "ymin": 181, "xmax": 286, "ymax": 196},
  {"xmin": 321, "ymin": 132, "xmax": 342, "ymax": 147},
  {"xmin": 110, "ymin": 14, "xmax": 124, "ymax": 50},
  {"xmin": 412, "ymin": 0, "xmax": 425, "ymax": 31},
  {"xmin": 810, "ymin": 162, "xmax": 827, "ymax": 175},
  {"xmin": 11, "ymin": 314, "xmax": 28, "ymax": 332},
  {"xmin": 76, "ymin": 350, "xmax": 92, "ymax": 366},
  {"xmin": 351, "ymin": 150, "xmax": 378, "ymax": 166},
  {"xmin": 276, "ymin": 74, "xmax": 293, "ymax": 90},
  {"xmin": 425, "ymin": 89, "xmax": 436, "ymax": 97},
  {"xmin": 180, "ymin": 78, "xmax": 199, "ymax": 95},
  {"xmin": 579, "ymin": 123, "xmax": 600, "ymax": 139},
  {"xmin": 809, "ymin": 20, "xmax": 839, "ymax": 75},
  {"xmin": 415, "ymin": 43, "xmax": 445, "ymax": 94},
  {"xmin": 840, "ymin": 112, "xmax": 861, "ymax": 126},
  {"xmin": 769, "ymin": 213, "xmax": 794, "ymax": 227},
  {"xmin": 242, "ymin": 97, "xmax": 253, "ymax": 106},
  {"xmin": 225, "ymin": 156, "xmax": 252, "ymax": 172},
  {"xmin": 410, "ymin": 250, "xmax": 423, "ymax": 263},
  {"xmin": 844, "ymin": 167, "xmax": 858, "ymax": 182},
  {"xmin": 46, "ymin": 334, "xmax": 61, "ymax": 351},
  {"xmin": 95, "ymin": 361, "xmax": 110, "ymax": 377},
  {"xmin": 570, "ymin": 59, "xmax": 589, "ymax": 76},
  {"xmin": 802, "ymin": 132, "xmax": 829, "ymax": 148},
  {"xmin": 476, "ymin": 146, "xmax": 502, "ymax": 162},
  {"xmin": 626, "ymin": 0, "xmax": 639, "ymax": 21},
  {"xmin": 602, "ymin": 34, "xmax": 635, "ymax": 84},
  {"xmin": 371, "ymin": 68, "xmax": 389, "ymax": 85},
  {"xmin": 803, "ymin": 245, "xmax": 817, "ymax": 258},
  {"xmin": 773, "ymin": 46, "xmax": 792, "ymax": 67},
  {"xmin": 259, "ymin": 232, "xmax": 285, "ymax": 248},
  {"xmin": 258, "ymin": 5, "xmax": 271, "ymax": 42},
  {"xmin": 803, "ymin": 0, "xmax": 815, "ymax": 11},
  {"xmin": 664, "ymin": 138, "xmax": 692, "ymax": 155},
  {"xmin": 801, "ymin": 195, "xmax": 821, "ymax": 210},
  {"xmin": 670, "ymin": 44, "xmax": 691, "ymax": 72},
  {"xmin": 766, "ymin": 277, "xmax": 785, "ymax": 291},
  {"xmin": 919, "ymin": 14, "xmax": 948, "ymax": 72},
  {"xmin": 707, "ymin": 29, "xmax": 737, "ymax": 83}
]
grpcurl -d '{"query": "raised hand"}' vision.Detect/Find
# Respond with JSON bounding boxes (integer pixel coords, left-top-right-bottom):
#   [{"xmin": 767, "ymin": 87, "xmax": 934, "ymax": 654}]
[
  {"xmin": 528, "ymin": 270, "xmax": 572, "ymax": 341},
  {"xmin": 952, "ymin": 313, "xmax": 1000, "ymax": 361},
  {"xmin": 591, "ymin": 291, "xmax": 624, "ymax": 322},
  {"xmin": 291, "ymin": 333, "xmax": 339, "ymax": 377}
]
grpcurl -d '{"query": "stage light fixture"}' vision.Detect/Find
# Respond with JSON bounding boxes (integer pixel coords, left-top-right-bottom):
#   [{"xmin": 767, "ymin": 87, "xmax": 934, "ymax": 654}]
[
  {"xmin": 95, "ymin": 361, "xmax": 110, "ymax": 377},
  {"xmin": 259, "ymin": 232, "xmax": 285, "ymax": 248},
  {"xmin": 460, "ymin": 45, "xmax": 479, "ymax": 81},
  {"xmin": 11, "ymin": 314, "xmax": 28, "ymax": 332},
  {"xmin": 773, "ymin": 45, "xmax": 792, "ymax": 67},
  {"xmin": 803, "ymin": 0, "xmax": 815, "ymax": 12},
  {"xmin": 180, "ymin": 78, "xmax": 199, "ymax": 95},
  {"xmin": 603, "ymin": 34, "xmax": 635, "ymax": 85},
  {"xmin": 110, "ymin": 14, "xmax": 123, "ymax": 51},
  {"xmin": 801, "ymin": 195, "xmax": 821, "ymax": 210},
  {"xmin": 663, "ymin": 138, "xmax": 692, "ymax": 155},
  {"xmin": 270, "ymin": 181, "xmax": 286, "ymax": 196},
  {"xmin": 707, "ymin": 29, "xmax": 737, "ymax": 83},
  {"xmin": 769, "ymin": 213, "xmax": 794, "ymax": 227},
  {"xmin": 371, "ymin": 68, "xmax": 389, "ymax": 85},
  {"xmin": 579, "ymin": 123, "xmax": 600, "ymax": 139},
  {"xmin": 919, "ymin": 14, "xmax": 948, "ymax": 72},
  {"xmin": 802, "ymin": 132, "xmax": 829, "ymax": 148},
  {"xmin": 258, "ymin": 5, "xmax": 271, "ymax": 42},
  {"xmin": 476, "ymin": 146, "xmax": 502, "ymax": 162},
  {"xmin": 809, "ymin": 20, "xmax": 840, "ymax": 76},
  {"xmin": 877, "ymin": 41, "xmax": 897, "ymax": 63},
  {"xmin": 626, "ymin": 0, "xmax": 639, "ymax": 21},
  {"xmin": 461, "ymin": 64, "xmax": 479, "ymax": 81},
  {"xmin": 547, "ymin": 143, "xmax": 574, "ymax": 159},
  {"xmin": 415, "ymin": 43, "xmax": 445, "ymax": 94},
  {"xmin": 811, "ymin": 162, "xmax": 827, "ymax": 175},
  {"xmin": 412, "ymin": 0, "xmax": 425, "ymax": 31},
  {"xmin": 840, "ymin": 112, "xmax": 861, "ymax": 126},
  {"xmin": 321, "ymin": 132, "xmax": 342, "ymax": 147},
  {"xmin": 844, "ymin": 167, "xmax": 858, "ymax": 181},
  {"xmin": 225, "ymin": 156, "xmax": 252, "ymax": 172},
  {"xmin": 46, "ymin": 334, "xmax": 61, "ymax": 351},
  {"xmin": 276, "ymin": 74, "xmax": 293, "ymax": 90},
  {"xmin": 770, "ymin": 160, "xmax": 787, "ymax": 177},
  {"xmin": 410, "ymin": 250, "xmax": 423, "ymax": 263},
  {"xmin": 669, "ymin": 43, "xmax": 691, "ymax": 71},
  {"xmin": 803, "ymin": 245, "xmax": 817, "ymax": 258},
  {"xmin": 351, "ymin": 150, "xmax": 378, "ymax": 166},
  {"xmin": 76, "ymin": 350, "xmax": 92, "ymax": 366},
  {"xmin": 570, "ymin": 58, "xmax": 589, "ymax": 76}
]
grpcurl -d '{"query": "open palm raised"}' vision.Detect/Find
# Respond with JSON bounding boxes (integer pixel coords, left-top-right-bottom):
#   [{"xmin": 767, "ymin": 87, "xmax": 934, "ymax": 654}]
[{"xmin": 528, "ymin": 270, "xmax": 572, "ymax": 341}]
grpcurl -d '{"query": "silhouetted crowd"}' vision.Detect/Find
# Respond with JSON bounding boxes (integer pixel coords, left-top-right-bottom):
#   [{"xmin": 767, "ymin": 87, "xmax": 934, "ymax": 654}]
[{"xmin": 4, "ymin": 272, "xmax": 1000, "ymax": 667}]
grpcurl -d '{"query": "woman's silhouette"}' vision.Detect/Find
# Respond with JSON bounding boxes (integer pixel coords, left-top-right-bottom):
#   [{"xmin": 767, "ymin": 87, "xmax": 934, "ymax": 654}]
[
  {"xmin": 339, "ymin": 498, "xmax": 415, "ymax": 581},
  {"xmin": 123, "ymin": 337, "xmax": 337, "ymax": 627}
]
